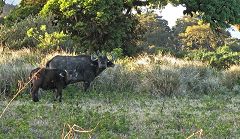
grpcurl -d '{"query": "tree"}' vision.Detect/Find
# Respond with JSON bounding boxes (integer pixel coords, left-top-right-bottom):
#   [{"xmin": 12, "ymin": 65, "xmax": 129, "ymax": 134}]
[
  {"xmin": 20, "ymin": 0, "xmax": 47, "ymax": 6},
  {"xmin": 2, "ymin": 0, "xmax": 240, "ymax": 55},
  {"xmin": 135, "ymin": 13, "xmax": 178, "ymax": 52},
  {"xmin": 179, "ymin": 23, "xmax": 220, "ymax": 50},
  {"xmin": 0, "ymin": 0, "xmax": 4, "ymax": 14},
  {"xmin": 178, "ymin": 0, "xmax": 240, "ymax": 29},
  {"xmin": 172, "ymin": 15, "xmax": 199, "ymax": 37},
  {"xmin": 40, "ymin": 0, "xmax": 138, "ymax": 53},
  {"xmin": 174, "ymin": 16, "xmax": 230, "ymax": 50},
  {"xmin": 3, "ymin": 0, "xmax": 47, "ymax": 26},
  {"xmin": 121, "ymin": 0, "xmax": 240, "ymax": 29}
]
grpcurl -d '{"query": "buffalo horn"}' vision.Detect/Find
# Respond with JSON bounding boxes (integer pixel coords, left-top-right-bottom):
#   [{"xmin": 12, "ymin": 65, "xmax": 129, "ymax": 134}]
[
  {"xmin": 91, "ymin": 54, "xmax": 98, "ymax": 61},
  {"xmin": 59, "ymin": 73, "xmax": 65, "ymax": 77}
]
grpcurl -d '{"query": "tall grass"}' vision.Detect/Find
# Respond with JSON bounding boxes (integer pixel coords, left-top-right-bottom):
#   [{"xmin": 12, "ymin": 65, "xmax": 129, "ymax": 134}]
[
  {"xmin": 0, "ymin": 48, "xmax": 79, "ymax": 98},
  {"xmin": 0, "ymin": 49, "xmax": 239, "ymax": 98},
  {"xmin": 0, "ymin": 48, "xmax": 38, "ymax": 98},
  {"xmin": 92, "ymin": 54, "xmax": 239, "ymax": 95},
  {"xmin": 222, "ymin": 65, "xmax": 240, "ymax": 91}
]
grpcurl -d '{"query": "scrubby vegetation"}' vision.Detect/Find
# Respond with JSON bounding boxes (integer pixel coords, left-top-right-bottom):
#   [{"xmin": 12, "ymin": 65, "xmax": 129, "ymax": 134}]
[{"xmin": 0, "ymin": 48, "xmax": 240, "ymax": 138}]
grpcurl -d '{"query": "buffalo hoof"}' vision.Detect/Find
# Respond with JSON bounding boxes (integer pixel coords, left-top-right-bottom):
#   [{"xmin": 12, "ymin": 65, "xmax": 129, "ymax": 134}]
[
  {"xmin": 53, "ymin": 98, "xmax": 62, "ymax": 102},
  {"xmin": 32, "ymin": 98, "xmax": 39, "ymax": 102}
]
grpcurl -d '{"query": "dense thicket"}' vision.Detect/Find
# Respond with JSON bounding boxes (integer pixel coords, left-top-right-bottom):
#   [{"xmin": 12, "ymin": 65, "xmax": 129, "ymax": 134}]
[{"xmin": 0, "ymin": 0, "xmax": 240, "ymax": 68}]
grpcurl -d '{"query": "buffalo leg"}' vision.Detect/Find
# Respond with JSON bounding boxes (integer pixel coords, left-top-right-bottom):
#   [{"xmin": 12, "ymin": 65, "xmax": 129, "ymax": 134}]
[
  {"xmin": 84, "ymin": 82, "xmax": 90, "ymax": 91},
  {"xmin": 53, "ymin": 89, "xmax": 58, "ymax": 101},
  {"xmin": 56, "ymin": 87, "xmax": 63, "ymax": 102},
  {"xmin": 31, "ymin": 86, "xmax": 39, "ymax": 102}
]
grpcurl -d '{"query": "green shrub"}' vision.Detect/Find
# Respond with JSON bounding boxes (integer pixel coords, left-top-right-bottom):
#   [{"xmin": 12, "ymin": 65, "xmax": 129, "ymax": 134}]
[
  {"xmin": 4, "ymin": 5, "xmax": 41, "ymax": 26},
  {"xmin": 40, "ymin": 0, "xmax": 139, "ymax": 54},
  {"xmin": 0, "ymin": 15, "xmax": 56, "ymax": 50},
  {"xmin": 185, "ymin": 45, "xmax": 240, "ymax": 69},
  {"xmin": 27, "ymin": 25, "xmax": 74, "ymax": 52}
]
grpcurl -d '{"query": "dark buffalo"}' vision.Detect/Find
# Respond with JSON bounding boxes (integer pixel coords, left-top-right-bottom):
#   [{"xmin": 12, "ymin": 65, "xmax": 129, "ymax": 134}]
[
  {"xmin": 30, "ymin": 67, "xmax": 77, "ymax": 102},
  {"xmin": 46, "ymin": 54, "xmax": 114, "ymax": 91}
]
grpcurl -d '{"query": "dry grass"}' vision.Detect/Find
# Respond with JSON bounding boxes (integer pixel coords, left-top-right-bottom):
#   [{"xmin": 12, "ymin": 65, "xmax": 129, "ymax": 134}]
[
  {"xmin": 1, "ymin": 49, "xmax": 240, "ymax": 98},
  {"xmin": 0, "ymin": 48, "xmax": 77, "ymax": 98},
  {"xmin": 0, "ymin": 48, "xmax": 35, "ymax": 98},
  {"xmin": 0, "ymin": 67, "xmax": 43, "ymax": 118},
  {"xmin": 93, "ymin": 53, "xmax": 231, "ymax": 95},
  {"xmin": 0, "ymin": 50, "xmax": 240, "ymax": 138},
  {"xmin": 222, "ymin": 65, "xmax": 240, "ymax": 90}
]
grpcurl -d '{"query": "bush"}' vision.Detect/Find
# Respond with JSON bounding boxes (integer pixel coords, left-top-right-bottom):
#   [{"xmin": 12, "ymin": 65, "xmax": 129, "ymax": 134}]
[
  {"xmin": 222, "ymin": 65, "xmax": 240, "ymax": 90},
  {"xmin": 91, "ymin": 58, "xmax": 142, "ymax": 92},
  {"xmin": 185, "ymin": 45, "xmax": 240, "ymax": 69},
  {"xmin": 0, "ymin": 15, "xmax": 56, "ymax": 50},
  {"xmin": 40, "ymin": 0, "xmax": 140, "ymax": 54},
  {"xmin": 138, "ymin": 66, "xmax": 180, "ymax": 96},
  {"xmin": 27, "ymin": 25, "xmax": 75, "ymax": 52},
  {"xmin": 4, "ymin": 5, "xmax": 41, "ymax": 27},
  {"xmin": 178, "ymin": 65, "xmax": 221, "ymax": 95}
]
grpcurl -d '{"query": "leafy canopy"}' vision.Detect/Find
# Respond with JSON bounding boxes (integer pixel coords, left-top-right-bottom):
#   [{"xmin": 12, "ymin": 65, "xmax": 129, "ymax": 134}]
[
  {"xmin": 125, "ymin": 0, "xmax": 240, "ymax": 29},
  {"xmin": 40, "ymin": 0, "xmax": 135, "ymax": 53},
  {"xmin": 178, "ymin": 0, "xmax": 240, "ymax": 29}
]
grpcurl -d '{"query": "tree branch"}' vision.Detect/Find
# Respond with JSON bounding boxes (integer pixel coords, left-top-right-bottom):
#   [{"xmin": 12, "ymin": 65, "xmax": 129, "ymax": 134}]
[{"xmin": 123, "ymin": 0, "xmax": 149, "ymax": 14}]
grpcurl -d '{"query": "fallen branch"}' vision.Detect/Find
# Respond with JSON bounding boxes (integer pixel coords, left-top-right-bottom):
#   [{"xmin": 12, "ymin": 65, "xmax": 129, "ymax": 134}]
[
  {"xmin": 186, "ymin": 129, "xmax": 203, "ymax": 139},
  {"xmin": 62, "ymin": 122, "xmax": 100, "ymax": 139}
]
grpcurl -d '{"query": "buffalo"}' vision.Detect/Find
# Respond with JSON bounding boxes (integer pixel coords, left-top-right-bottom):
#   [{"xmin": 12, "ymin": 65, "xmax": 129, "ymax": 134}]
[
  {"xmin": 29, "ymin": 67, "xmax": 77, "ymax": 102},
  {"xmin": 46, "ymin": 53, "xmax": 114, "ymax": 91}
]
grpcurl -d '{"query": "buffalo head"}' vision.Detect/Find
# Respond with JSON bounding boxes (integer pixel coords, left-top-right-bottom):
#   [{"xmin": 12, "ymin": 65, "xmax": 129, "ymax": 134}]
[
  {"xmin": 91, "ymin": 52, "xmax": 115, "ymax": 69},
  {"xmin": 61, "ymin": 69, "xmax": 78, "ymax": 83}
]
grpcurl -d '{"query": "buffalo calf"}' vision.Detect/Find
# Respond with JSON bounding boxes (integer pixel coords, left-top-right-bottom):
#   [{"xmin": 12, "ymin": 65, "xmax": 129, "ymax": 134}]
[{"xmin": 29, "ymin": 67, "xmax": 76, "ymax": 102}]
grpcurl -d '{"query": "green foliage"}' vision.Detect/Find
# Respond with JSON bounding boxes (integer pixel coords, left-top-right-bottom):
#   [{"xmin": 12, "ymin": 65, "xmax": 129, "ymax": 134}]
[
  {"xmin": 178, "ymin": 0, "xmax": 240, "ymax": 29},
  {"xmin": 4, "ymin": 5, "xmax": 41, "ymax": 26},
  {"xmin": 185, "ymin": 45, "xmax": 240, "ymax": 69},
  {"xmin": 0, "ymin": 0, "xmax": 4, "ymax": 14},
  {"xmin": 224, "ymin": 38, "xmax": 240, "ymax": 52},
  {"xmin": 3, "ymin": 0, "xmax": 47, "ymax": 26},
  {"xmin": 173, "ymin": 15, "xmax": 231, "ymax": 51},
  {"xmin": 111, "ymin": 48, "xmax": 124, "ymax": 59},
  {"xmin": 121, "ymin": 0, "xmax": 240, "ymax": 29},
  {"xmin": 135, "ymin": 13, "xmax": 178, "ymax": 54},
  {"xmin": 0, "ymin": 15, "xmax": 56, "ymax": 50},
  {"xmin": 179, "ymin": 23, "xmax": 220, "ymax": 50},
  {"xmin": 20, "ymin": 0, "xmax": 48, "ymax": 6},
  {"xmin": 40, "ymin": 0, "xmax": 141, "ymax": 54},
  {"xmin": 172, "ymin": 16, "xmax": 199, "ymax": 36},
  {"xmin": 27, "ymin": 25, "xmax": 74, "ymax": 52}
]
